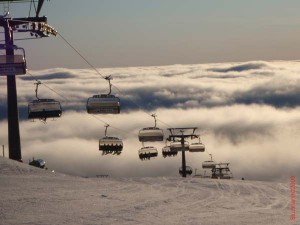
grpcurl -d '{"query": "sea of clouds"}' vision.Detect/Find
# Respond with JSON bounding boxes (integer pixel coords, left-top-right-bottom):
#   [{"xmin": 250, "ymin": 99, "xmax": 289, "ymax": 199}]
[{"xmin": 1, "ymin": 60, "xmax": 300, "ymax": 182}]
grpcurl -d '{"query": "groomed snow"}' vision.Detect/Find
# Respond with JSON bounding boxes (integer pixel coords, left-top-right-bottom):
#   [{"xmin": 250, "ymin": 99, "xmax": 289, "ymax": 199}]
[{"xmin": 0, "ymin": 157, "xmax": 299, "ymax": 225}]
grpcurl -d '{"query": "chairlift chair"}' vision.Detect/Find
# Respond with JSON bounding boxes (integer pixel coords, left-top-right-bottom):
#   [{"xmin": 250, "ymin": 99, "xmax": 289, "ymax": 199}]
[
  {"xmin": 138, "ymin": 114, "xmax": 164, "ymax": 142},
  {"xmin": 28, "ymin": 81, "xmax": 62, "ymax": 121},
  {"xmin": 86, "ymin": 76, "xmax": 120, "ymax": 114},
  {"xmin": 170, "ymin": 141, "xmax": 189, "ymax": 151},
  {"xmin": 99, "ymin": 125, "xmax": 123, "ymax": 154},
  {"xmin": 179, "ymin": 166, "xmax": 193, "ymax": 176},
  {"xmin": 162, "ymin": 145, "xmax": 178, "ymax": 158},
  {"xmin": 138, "ymin": 127, "xmax": 164, "ymax": 142},
  {"xmin": 28, "ymin": 99, "xmax": 62, "ymax": 119},
  {"xmin": 189, "ymin": 139, "xmax": 205, "ymax": 152},
  {"xmin": 0, "ymin": 45, "xmax": 27, "ymax": 76},
  {"xmin": 202, "ymin": 154, "xmax": 216, "ymax": 169},
  {"xmin": 138, "ymin": 146, "xmax": 158, "ymax": 160}
]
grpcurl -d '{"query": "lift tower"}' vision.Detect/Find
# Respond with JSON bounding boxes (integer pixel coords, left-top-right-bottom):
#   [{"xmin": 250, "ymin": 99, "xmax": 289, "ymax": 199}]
[
  {"xmin": 167, "ymin": 127, "xmax": 199, "ymax": 177},
  {"xmin": 0, "ymin": 0, "xmax": 57, "ymax": 161}
]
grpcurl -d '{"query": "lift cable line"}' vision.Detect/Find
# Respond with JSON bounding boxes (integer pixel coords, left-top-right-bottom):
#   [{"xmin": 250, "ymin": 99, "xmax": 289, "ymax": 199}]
[
  {"xmin": 29, "ymin": 34, "xmax": 212, "ymax": 160},
  {"xmin": 57, "ymin": 32, "xmax": 173, "ymax": 129},
  {"xmin": 34, "ymin": 32, "xmax": 213, "ymax": 160}
]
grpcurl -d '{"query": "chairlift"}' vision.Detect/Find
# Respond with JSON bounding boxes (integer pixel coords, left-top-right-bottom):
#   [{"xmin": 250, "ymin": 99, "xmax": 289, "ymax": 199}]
[
  {"xmin": 0, "ymin": 44, "xmax": 27, "ymax": 76},
  {"xmin": 162, "ymin": 145, "xmax": 178, "ymax": 158},
  {"xmin": 99, "ymin": 125, "xmax": 123, "ymax": 155},
  {"xmin": 170, "ymin": 141, "xmax": 189, "ymax": 151},
  {"xmin": 138, "ymin": 114, "xmax": 164, "ymax": 142},
  {"xmin": 86, "ymin": 75, "xmax": 120, "ymax": 114},
  {"xmin": 189, "ymin": 138, "xmax": 205, "ymax": 152},
  {"xmin": 138, "ymin": 146, "xmax": 158, "ymax": 160},
  {"xmin": 179, "ymin": 166, "xmax": 193, "ymax": 176},
  {"xmin": 202, "ymin": 154, "xmax": 216, "ymax": 169},
  {"xmin": 28, "ymin": 81, "xmax": 62, "ymax": 121}
]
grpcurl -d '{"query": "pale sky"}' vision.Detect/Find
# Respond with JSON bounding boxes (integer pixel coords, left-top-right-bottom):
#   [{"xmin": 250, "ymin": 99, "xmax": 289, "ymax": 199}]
[{"xmin": 1, "ymin": 0, "xmax": 300, "ymax": 69}]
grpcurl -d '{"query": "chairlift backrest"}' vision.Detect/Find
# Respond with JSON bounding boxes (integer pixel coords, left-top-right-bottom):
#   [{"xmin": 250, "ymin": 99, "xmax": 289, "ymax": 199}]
[
  {"xmin": 86, "ymin": 95, "xmax": 120, "ymax": 114},
  {"xmin": 170, "ymin": 141, "xmax": 189, "ymax": 151},
  {"xmin": 138, "ymin": 127, "xmax": 164, "ymax": 142},
  {"xmin": 189, "ymin": 142, "xmax": 205, "ymax": 152},
  {"xmin": 28, "ymin": 99, "xmax": 62, "ymax": 119},
  {"xmin": 0, "ymin": 46, "xmax": 27, "ymax": 75},
  {"xmin": 202, "ymin": 160, "xmax": 216, "ymax": 169}
]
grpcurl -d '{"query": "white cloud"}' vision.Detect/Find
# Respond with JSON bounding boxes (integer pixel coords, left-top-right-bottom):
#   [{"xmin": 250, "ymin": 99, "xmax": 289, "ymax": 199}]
[{"xmin": 1, "ymin": 61, "xmax": 300, "ymax": 181}]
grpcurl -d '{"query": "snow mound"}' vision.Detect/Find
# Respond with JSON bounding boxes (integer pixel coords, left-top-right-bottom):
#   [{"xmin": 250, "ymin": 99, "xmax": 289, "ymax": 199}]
[{"xmin": 0, "ymin": 157, "xmax": 299, "ymax": 225}]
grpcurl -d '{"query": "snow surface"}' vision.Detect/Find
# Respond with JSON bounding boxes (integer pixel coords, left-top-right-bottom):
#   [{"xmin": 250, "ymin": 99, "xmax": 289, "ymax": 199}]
[{"xmin": 0, "ymin": 157, "xmax": 299, "ymax": 225}]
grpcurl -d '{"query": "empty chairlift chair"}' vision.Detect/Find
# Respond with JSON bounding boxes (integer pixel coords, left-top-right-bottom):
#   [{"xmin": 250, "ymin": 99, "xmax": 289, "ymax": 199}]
[
  {"xmin": 202, "ymin": 154, "xmax": 216, "ymax": 169},
  {"xmin": 189, "ymin": 138, "xmax": 205, "ymax": 152},
  {"xmin": 99, "ymin": 125, "xmax": 123, "ymax": 155},
  {"xmin": 138, "ymin": 114, "xmax": 164, "ymax": 142},
  {"xmin": 87, "ymin": 75, "xmax": 120, "ymax": 114},
  {"xmin": 138, "ymin": 146, "xmax": 158, "ymax": 160},
  {"xmin": 28, "ymin": 81, "xmax": 62, "ymax": 121},
  {"xmin": 170, "ymin": 141, "xmax": 189, "ymax": 152},
  {"xmin": 0, "ymin": 45, "xmax": 27, "ymax": 76}
]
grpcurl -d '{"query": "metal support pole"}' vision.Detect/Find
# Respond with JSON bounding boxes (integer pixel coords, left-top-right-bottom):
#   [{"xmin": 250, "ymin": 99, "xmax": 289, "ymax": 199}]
[
  {"xmin": 2, "ymin": 145, "xmax": 4, "ymax": 157},
  {"xmin": 181, "ymin": 136, "xmax": 186, "ymax": 177},
  {"xmin": 4, "ymin": 19, "xmax": 22, "ymax": 161}
]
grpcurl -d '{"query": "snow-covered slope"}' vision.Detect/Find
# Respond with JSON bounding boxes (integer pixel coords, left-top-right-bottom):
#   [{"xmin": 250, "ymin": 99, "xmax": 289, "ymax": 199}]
[{"xmin": 0, "ymin": 157, "xmax": 298, "ymax": 225}]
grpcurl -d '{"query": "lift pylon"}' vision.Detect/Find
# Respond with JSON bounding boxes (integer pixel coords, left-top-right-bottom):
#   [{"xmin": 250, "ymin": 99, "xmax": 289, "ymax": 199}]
[{"xmin": 0, "ymin": 1, "xmax": 57, "ymax": 161}]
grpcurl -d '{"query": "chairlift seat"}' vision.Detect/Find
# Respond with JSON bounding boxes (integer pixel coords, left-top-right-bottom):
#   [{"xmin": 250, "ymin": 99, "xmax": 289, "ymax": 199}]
[
  {"xmin": 87, "ymin": 94, "xmax": 120, "ymax": 114},
  {"xmin": 0, "ymin": 55, "xmax": 27, "ymax": 75},
  {"xmin": 138, "ymin": 127, "xmax": 164, "ymax": 142},
  {"xmin": 189, "ymin": 142, "xmax": 205, "ymax": 152},
  {"xmin": 202, "ymin": 160, "xmax": 216, "ymax": 169},
  {"xmin": 162, "ymin": 145, "xmax": 178, "ymax": 157},
  {"xmin": 99, "ymin": 137, "xmax": 123, "ymax": 151},
  {"xmin": 28, "ymin": 99, "xmax": 62, "ymax": 119},
  {"xmin": 138, "ymin": 146, "xmax": 158, "ymax": 160},
  {"xmin": 170, "ymin": 141, "xmax": 189, "ymax": 151}
]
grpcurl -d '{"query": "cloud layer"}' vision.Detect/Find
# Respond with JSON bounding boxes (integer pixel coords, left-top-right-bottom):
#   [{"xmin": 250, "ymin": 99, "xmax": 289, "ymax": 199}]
[{"xmin": 1, "ymin": 61, "xmax": 300, "ymax": 182}]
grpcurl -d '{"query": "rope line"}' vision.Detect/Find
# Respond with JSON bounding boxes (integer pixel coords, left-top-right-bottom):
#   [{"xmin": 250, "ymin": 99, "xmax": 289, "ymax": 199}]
[{"xmin": 57, "ymin": 32, "xmax": 174, "ymax": 129}]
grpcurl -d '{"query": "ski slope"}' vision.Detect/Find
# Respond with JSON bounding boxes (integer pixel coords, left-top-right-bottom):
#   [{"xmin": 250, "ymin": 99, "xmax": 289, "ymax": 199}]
[{"xmin": 0, "ymin": 157, "xmax": 298, "ymax": 225}]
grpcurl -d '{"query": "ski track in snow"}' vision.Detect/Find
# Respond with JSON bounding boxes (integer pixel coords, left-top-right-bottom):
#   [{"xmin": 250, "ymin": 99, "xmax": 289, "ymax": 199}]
[{"xmin": 0, "ymin": 157, "xmax": 299, "ymax": 225}]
